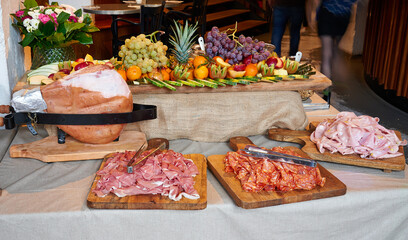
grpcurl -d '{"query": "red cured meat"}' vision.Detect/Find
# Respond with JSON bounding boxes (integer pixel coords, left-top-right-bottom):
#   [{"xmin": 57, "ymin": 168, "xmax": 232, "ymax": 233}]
[
  {"xmin": 224, "ymin": 147, "xmax": 326, "ymax": 193},
  {"xmin": 310, "ymin": 112, "xmax": 407, "ymax": 159},
  {"xmin": 93, "ymin": 150, "xmax": 200, "ymax": 201}
]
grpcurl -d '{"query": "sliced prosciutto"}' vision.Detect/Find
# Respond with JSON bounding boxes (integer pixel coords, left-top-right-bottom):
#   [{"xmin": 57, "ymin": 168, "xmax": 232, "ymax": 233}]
[
  {"xmin": 310, "ymin": 112, "xmax": 407, "ymax": 159},
  {"xmin": 224, "ymin": 147, "xmax": 326, "ymax": 192},
  {"xmin": 93, "ymin": 149, "xmax": 200, "ymax": 201}
]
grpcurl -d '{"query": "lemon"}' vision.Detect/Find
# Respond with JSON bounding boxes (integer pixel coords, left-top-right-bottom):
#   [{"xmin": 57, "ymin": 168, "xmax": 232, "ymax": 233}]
[{"xmin": 84, "ymin": 54, "xmax": 93, "ymax": 62}]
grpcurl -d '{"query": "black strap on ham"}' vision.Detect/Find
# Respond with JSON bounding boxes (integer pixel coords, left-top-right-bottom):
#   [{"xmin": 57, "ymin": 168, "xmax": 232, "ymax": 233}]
[{"xmin": 3, "ymin": 103, "xmax": 157, "ymax": 131}]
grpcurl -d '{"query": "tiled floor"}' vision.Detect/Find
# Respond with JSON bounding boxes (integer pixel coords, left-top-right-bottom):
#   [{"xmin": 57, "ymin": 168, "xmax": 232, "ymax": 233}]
[{"xmin": 256, "ymin": 30, "xmax": 408, "ymax": 155}]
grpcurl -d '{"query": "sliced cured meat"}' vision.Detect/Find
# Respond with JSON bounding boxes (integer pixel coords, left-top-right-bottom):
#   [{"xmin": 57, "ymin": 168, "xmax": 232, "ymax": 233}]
[
  {"xmin": 224, "ymin": 147, "xmax": 326, "ymax": 193},
  {"xmin": 310, "ymin": 112, "xmax": 407, "ymax": 159},
  {"xmin": 93, "ymin": 149, "xmax": 200, "ymax": 201}
]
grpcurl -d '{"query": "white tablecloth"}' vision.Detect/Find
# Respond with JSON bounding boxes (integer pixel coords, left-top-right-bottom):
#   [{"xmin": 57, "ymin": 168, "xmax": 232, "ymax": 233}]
[{"xmin": 0, "ymin": 126, "xmax": 407, "ymax": 240}]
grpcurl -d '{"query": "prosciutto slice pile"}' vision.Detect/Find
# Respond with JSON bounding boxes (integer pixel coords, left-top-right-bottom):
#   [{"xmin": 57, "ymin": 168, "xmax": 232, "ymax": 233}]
[
  {"xmin": 93, "ymin": 149, "xmax": 200, "ymax": 201},
  {"xmin": 224, "ymin": 147, "xmax": 326, "ymax": 192},
  {"xmin": 310, "ymin": 112, "xmax": 406, "ymax": 159}
]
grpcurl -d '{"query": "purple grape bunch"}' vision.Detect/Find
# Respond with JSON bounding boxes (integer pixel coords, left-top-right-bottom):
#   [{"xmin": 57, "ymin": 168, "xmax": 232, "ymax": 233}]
[{"xmin": 205, "ymin": 26, "xmax": 270, "ymax": 65}]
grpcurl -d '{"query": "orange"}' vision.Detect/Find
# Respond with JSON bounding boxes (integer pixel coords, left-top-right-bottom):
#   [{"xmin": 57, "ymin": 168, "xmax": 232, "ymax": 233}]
[
  {"xmin": 126, "ymin": 66, "xmax": 142, "ymax": 81},
  {"xmin": 187, "ymin": 69, "xmax": 194, "ymax": 80},
  {"xmin": 170, "ymin": 70, "xmax": 176, "ymax": 81},
  {"xmin": 117, "ymin": 69, "xmax": 127, "ymax": 81},
  {"xmin": 193, "ymin": 55, "xmax": 208, "ymax": 69},
  {"xmin": 244, "ymin": 63, "xmax": 258, "ymax": 77},
  {"xmin": 161, "ymin": 68, "xmax": 170, "ymax": 81},
  {"xmin": 194, "ymin": 66, "xmax": 209, "ymax": 79}
]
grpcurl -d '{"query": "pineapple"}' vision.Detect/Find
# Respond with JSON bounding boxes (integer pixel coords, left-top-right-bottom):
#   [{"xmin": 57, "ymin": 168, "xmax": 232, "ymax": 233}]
[{"xmin": 169, "ymin": 20, "xmax": 198, "ymax": 79}]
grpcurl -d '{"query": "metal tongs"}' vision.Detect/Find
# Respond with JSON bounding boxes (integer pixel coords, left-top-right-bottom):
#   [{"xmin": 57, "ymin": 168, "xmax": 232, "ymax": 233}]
[
  {"xmin": 242, "ymin": 145, "xmax": 317, "ymax": 167},
  {"xmin": 127, "ymin": 141, "xmax": 166, "ymax": 173}
]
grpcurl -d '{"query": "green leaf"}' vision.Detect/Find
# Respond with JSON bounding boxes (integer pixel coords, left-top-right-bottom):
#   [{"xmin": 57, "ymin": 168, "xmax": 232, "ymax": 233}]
[
  {"xmin": 51, "ymin": 2, "xmax": 59, "ymax": 5},
  {"xmin": 74, "ymin": 9, "xmax": 82, "ymax": 17},
  {"xmin": 82, "ymin": 25, "xmax": 100, "ymax": 33},
  {"xmin": 39, "ymin": 21, "xmax": 55, "ymax": 37},
  {"xmin": 20, "ymin": 33, "xmax": 35, "ymax": 47},
  {"xmin": 47, "ymin": 32, "xmax": 65, "ymax": 43},
  {"xmin": 57, "ymin": 12, "xmax": 70, "ymax": 24},
  {"xmin": 23, "ymin": 0, "xmax": 38, "ymax": 9},
  {"xmin": 64, "ymin": 22, "xmax": 85, "ymax": 33},
  {"xmin": 83, "ymin": 15, "xmax": 92, "ymax": 25},
  {"xmin": 75, "ymin": 32, "xmax": 93, "ymax": 45},
  {"xmin": 57, "ymin": 22, "xmax": 66, "ymax": 35}
]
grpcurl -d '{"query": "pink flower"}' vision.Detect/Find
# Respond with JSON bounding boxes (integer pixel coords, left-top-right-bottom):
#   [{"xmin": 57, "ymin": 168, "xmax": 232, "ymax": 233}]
[
  {"xmin": 21, "ymin": 15, "xmax": 32, "ymax": 21},
  {"xmin": 68, "ymin": 16, "xmax": 78, "ymax": 22},
  {"xmin": 16, "ymin": 10, "xmax": 24, "ymax": 18},
  {"xmin": 50, "ymin": 13, "xmax": 57, "ymax": 23},
  {"xmin": 38, "ymin": 14, "xmax": 51, "ymax": 24}
]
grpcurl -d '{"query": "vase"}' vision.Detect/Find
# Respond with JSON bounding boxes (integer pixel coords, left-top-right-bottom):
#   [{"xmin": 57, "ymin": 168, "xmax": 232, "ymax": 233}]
[{"xmin": 31, "ymin": 46, "xmax": 76, "ymax": 70}]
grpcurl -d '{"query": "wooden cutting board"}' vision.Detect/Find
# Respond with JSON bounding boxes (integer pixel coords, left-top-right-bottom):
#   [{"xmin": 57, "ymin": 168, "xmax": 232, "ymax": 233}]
[
  {"xmin": 207, "ymin": 136, "xmax": 346, "ymax": 209},
  {"xmin": 9, "ymin": 130, "xmax": 146, "ymax": 162},
  {"xmin": 87, "ymin": 143, "xmax": 207, "ymax": 210},
  {"xmin": 268, "ymin": 128, "xmax": 406, "ymax": 172}
]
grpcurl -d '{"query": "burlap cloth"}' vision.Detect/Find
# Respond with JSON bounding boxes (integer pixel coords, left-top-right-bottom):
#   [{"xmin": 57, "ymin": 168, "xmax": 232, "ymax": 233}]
[{"xmin": 125, "ymin": 91, "xmax": 308, "ymax": 142}]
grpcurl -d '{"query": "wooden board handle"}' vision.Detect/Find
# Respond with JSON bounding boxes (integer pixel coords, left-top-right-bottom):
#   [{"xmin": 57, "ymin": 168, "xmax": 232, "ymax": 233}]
[
  {"xmin": 147, "ymin": 138, "xmax": 169, "ymax": 150},
  {"xmin": 230, "ymin": 136, "xmax": 255, "ymax": 151},
  {"xmin": 268, "ymin": 128, "xmax": 311, "ymax": 145}
]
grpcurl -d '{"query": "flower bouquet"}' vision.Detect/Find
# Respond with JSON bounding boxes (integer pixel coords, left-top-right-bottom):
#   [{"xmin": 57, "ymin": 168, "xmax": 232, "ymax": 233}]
[{"xmin": 11, "ymin": 0, "xmax": 99, "ymax": 68}]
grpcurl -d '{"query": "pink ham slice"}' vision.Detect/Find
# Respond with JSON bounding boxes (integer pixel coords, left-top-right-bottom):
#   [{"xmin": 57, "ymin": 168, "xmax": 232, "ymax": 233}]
[
  {"xmin": 93, "ymin": 150, "xmax": 200, "ymax": 201},
  {"xmin": 310, "ymin": 112, "xmax": 407, "ymax": 159}
]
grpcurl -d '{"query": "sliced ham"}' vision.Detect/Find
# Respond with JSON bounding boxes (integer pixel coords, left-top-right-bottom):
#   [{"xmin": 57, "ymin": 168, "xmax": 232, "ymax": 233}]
[
  {"xmin": 310, "ymin": 112, "xmax": 407, "ymax": 159},
  {"xmin": 93, "ymin": 149, "xmax": 200, "ymax": 201}
]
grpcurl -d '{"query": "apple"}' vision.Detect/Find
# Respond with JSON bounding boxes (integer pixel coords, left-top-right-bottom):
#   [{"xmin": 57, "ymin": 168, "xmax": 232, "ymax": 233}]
[
  {"xmin": 74, "ymin": 61, "xmax": 94, "ymax": 71},
  {"xmin": 275, "ymin": 57, "xmax": 284, "ymax": 69},
  {"xmin": 227, "ymin": 69, "xmax": 246, "ymax": 78},
  {"xmin": 266, "ymin": 57, "xmax": 277, "ymax": 67},
  {"xmin": 213, "ymin": 56, "xmax": 231, "ymax": 68},
  {"xmin": 75, "ymin": 58, "xmax": 85, "ymax": 63},
  {"xmin": 58, "ymin": 69, "xmax": 71, "ymax": 75},
  {"xmin": 233, "ymin": 64, "xmax": 246, "ymax": 71},
  {"xmin": 243, "ymin": 55, "xmax": 252, "ymax": 65}
]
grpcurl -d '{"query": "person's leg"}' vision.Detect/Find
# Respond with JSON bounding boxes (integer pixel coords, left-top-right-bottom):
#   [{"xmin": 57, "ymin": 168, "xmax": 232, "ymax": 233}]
[
  {"xmin": 320, "ymin": 35, "xmax": 334, "ymax": 79},
  {"xmin": 271, "ymin": 7, "xmax": 289, "ymax": 56},
  {"xmin": 288, "ymin": 7, "xmax": 304, "ymax": 56}
]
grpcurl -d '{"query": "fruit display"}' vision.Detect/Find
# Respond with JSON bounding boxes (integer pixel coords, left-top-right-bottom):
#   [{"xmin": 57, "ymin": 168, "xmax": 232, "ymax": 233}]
[
  {"xmin": 205, "ymin": 25, "xmax": 270, "ymax": 65},
  {"xmin": 27, "ymin": 22, "xmax": 316, "ymax": 91},
  {"xmin": 118, "ymin": 32, "xmax": 168, "ymax": 74}
]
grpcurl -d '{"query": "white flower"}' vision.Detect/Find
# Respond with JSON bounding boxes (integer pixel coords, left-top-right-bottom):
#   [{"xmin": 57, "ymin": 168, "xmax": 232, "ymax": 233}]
[
  {"xmin": 23, "ymin": 18, "xmax": 31, "ymax": 27},
  {"xmin": 26, "ymin": 25, "xmax": 33, "ymax": 32},
  {"xmin": 54, "ymin": 8, "xmax": 63, "ymax": 15},
  {"xmin": 45, "ymin": 9, "xmax": 53, "ymax": 15},
  {"xmin": 30, "ymin": 19, "xmax": 40, "ymax": 30},
  {"xmin": 60, "ymin": 4, "xmax": 76, "ymax": 15},
  {"xmin": 28, "ymin": 11, "xmax": 40, "ymax": 19}
]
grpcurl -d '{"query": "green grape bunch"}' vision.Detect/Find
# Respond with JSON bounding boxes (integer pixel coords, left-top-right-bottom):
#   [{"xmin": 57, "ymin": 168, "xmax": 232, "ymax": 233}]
[{"xmin": 118, "ymin": 33, "xmax": 168, "ymax": 74}]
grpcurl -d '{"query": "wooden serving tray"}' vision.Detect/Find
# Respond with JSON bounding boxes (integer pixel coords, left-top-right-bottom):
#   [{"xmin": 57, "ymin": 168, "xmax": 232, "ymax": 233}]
[
  {"xmin": 9, "ymin": 130, "xmax": 146, "ymax": 162},
  {"xmin": 207, "ymin": 137, "xmax": 346, "ymax": 209},
  {"xmin": 87, "ymin": 153, "xmax": 207, "ymax": 210},
  {"xmin": 13, "ymin": 71, "xmax": 331, "ymax": 94},
  {"xmin": 268, "ymin": 128, "xmax": 406, "ymax": 172}
]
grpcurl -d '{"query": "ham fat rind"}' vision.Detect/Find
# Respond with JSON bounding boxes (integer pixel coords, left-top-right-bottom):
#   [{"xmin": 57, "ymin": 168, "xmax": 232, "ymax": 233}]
[
  {"xmin": 41, "ymin": 65, "xmax": 133, "ymax": 144},
  {"xmin": 310, "ymin": 112, "xmax": 407, "ymax": 159}
]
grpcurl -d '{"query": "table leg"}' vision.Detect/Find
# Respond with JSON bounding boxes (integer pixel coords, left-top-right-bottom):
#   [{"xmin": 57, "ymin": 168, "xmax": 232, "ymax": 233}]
[{"xmin": 111, "ymin": 15, "xmax": 119, "ymax": 58}]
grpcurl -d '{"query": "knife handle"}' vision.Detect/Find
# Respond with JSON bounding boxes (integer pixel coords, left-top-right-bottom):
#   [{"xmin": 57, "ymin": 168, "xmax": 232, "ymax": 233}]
[
  {"xmin": 147, "ymin": 138, "xmax": 169, "ymax": 150},
  {"xmin": 230, "ymin": 136, "xmax": 255, "ymax": 152}
]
